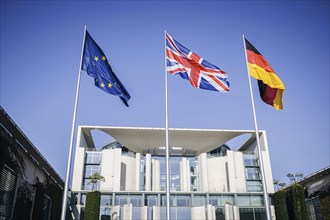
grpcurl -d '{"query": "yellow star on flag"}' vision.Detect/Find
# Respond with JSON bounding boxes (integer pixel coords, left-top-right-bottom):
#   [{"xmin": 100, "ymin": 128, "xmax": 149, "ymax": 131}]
[
  {"xmin": 94, "ymin": 56, "xmax": 99, "ymax": 61},
  {"xmin": 100, "ymin": 83, "xmax": 105, "ymax": 87},
  {"xmin": 102, "ymin": 56, "xmax": 106, "ymax": 61},
  {"xmin": 108, "ymin": 83, "xmax": 112, "ymax": 88}
]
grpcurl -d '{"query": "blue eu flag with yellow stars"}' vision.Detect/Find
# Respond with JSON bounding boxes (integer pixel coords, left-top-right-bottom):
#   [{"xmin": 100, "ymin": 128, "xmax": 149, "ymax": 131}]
[{"xmin": 81, "ymin": 30, "xmax": 131, "ymax": 106}]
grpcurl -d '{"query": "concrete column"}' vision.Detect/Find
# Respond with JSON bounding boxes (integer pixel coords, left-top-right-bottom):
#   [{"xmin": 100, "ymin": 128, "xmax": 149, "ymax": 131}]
[
  {"xmin": 152, "ymin": 206, "xmax": 161, "ymax": 220},
  {"xmin": 180, "ymin": 158, "xmax": 191, "ymax": 192},
  {"xmin": 212, "ymin": 206, "xmax": 216, "ymax": 220},
  {"xmin": 152, "ymin": 159, "xmax": 160, "ymax": 191},
  {"xmin": 198, "ymin": 153, "xmax": 209, "ymax": 191},
  {"xmin": 71, "ymin": 127, "xmax": 87, "ymax": 191},
  {"xmin": 100, "ymin": 148, "xmax": 121, "ymax": 191},
  {"xmin": 123, "ymin": 203, "xmax": 132, "ymax": 220},
  {"xmin": 224, "ymin": 203, "xmax": 234, "ymax": 220},
  {"xmin": 233, "ymin": 205, "xmax": 240, "ymax": 220},
  {"xmin": 135, "ymin": 153, "xmax": 141, "ymax": 191},
  {"xmin": 140, "ymin": 206, "xmax": 148, "ymax": 220},
  {"xmin": 206, "ymin": 204, "xmax": 215, "ymax": 220},
  {"xmin": 111, "ymin": 206, "xmax": 120, "ymax": 220},
  {"xmin": 191, "ymin": 206, "xmax": 206, "ymax": 220},
  {"xmin": 226, "ymin": 151, "xmax": 237, "ymax": 192},
  {"xmin": 233, "ymin": 152, "xmax": 247, "ymax": 192},
  {"xmin": 145, "ymin": 154, "xmax": 151, "ymax": 191}
]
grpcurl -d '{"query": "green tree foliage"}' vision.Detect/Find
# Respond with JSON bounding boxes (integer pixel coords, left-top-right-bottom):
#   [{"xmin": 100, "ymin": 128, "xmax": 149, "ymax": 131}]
[
  {"xmin": 319, "ymin": 185, "xmax": 330, "ymax": 220},
  {"xmin": 45, "ymin": 181, "xmax": 63, "ymax": 220},
  {"xmin": 287, "ymin": 184, "xmax": 308, "ymax": 220},
  {"xmin": 320, "ymin": 194, "xmax": 330, "ymax": 220},
  {"xmin": 12, "ymin": 180, "xmax": 34, "ymax": 220},
  {"xmin": 0, "ymin": 133, "xmax": 25, "ymax": 176},
  {"xmin": 85, "ymin": 191, "xmax": 101, "ymax": 220},
  {"xmin": 88, "ymin": 172, "xmax": 105, "ymax": 191},
  {"xmin": 273, "ymin": 190, "xmax": 289, "ymax": 220}
]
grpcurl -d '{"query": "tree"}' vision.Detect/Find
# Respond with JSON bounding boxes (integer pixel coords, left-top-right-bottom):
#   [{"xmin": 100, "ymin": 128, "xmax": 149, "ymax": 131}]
[
  {"xmin": 274, "ymin": 179, "xmax": 280, "ymax": 191},
  {"xmin": 0, "ymin": 133, "xmax": 26, "ymax": 176},
  {"xmin": 295, "ymin": 173, "xmax": 304, "ymax": 182},
  {"xmin": 84, "ymin": 172, "xmax": 105, "ymax": 219},
  {"xmin": 287, "ymin": 173, "xmax": 296, "ymax": 183},
  {"xmin": 88, "ymin": 172, "xmax": 105, "ymax": 191},
  {"xmin": 279, "ymin": 182, "xmax": 287, "ymax": 189},
  {"xmin": 287, "ymin": 173, "xmax": 304, "ymax": 184}
]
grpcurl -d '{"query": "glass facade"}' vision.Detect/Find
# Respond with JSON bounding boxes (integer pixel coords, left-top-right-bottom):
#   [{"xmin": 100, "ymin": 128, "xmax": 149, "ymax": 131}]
[
  {"xmin": 83, "ymin": 151, "xmax": 101, "ymax": 190},
  {"xmin": 77, "ymin": 141, "xmax": 270, "ymax": 220},
  {"xmin": 243, "ymin": 154, "xmax": 262, "ymax": 192},
  {"xmin": 77, "ymin": 192, "xmax": 267, "ymax": 219}
]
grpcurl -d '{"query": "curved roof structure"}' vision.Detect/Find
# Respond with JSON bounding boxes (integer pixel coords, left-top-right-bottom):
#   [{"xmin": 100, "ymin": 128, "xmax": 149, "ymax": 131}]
[{"xmin": 79, "ymin": 126, "xmax": 264, "ymax": 155}]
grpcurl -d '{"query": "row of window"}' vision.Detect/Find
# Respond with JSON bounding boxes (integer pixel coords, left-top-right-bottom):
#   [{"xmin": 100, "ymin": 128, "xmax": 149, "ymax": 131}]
[
  {"xmin": 83, "ymin": 152, "xmax": 263, "ymax": 192},
  {"xmin": 82, "ymin": 206, "xmax": 266, "ymax": 220},
  {"xmin": 78, "ymin": 193, "xmax": 264, "ymax": 208}
]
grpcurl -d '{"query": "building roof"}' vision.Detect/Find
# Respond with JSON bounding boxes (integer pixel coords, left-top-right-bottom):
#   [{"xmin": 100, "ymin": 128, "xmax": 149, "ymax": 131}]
[
  {"xmin": 79, "ymin": 126, "xmax": 264, "ymax": 155},
  {"xmin": 0, "ymin": 106, "xmax": 64, "ymax": 189}
]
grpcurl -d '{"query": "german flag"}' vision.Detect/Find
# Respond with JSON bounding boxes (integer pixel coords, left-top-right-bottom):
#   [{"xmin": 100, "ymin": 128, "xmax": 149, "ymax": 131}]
[{"xmin": 245, "ymin": 38, "xmax": 285, "ymax": 110}]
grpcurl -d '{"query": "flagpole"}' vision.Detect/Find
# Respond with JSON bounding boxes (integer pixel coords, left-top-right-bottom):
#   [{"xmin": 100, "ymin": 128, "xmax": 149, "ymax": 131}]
[
  {"xmin": 242, "ymin": 34, "xmax": 272, "ymax": 220},
  {"xmin": 164, "ymin": 30, "xmax": 171, "ymax": 220},
  {"xmin": 60, "ymin": 25, "xmax": 87, "ymax": 220}
]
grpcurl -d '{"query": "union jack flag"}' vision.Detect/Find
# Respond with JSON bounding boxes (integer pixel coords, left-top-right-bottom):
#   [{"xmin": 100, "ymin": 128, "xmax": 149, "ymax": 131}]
[{"xmin": 166, "ymin": 33, "xmax": 230, "ymax": 92}]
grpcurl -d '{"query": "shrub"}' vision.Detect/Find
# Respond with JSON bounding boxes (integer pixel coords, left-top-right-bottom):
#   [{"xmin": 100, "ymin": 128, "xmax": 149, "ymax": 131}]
[
  {"xmin": 85, "ymin": 191, "xmax": 101, "ymax": 220},
  {"xmin": 320, "ymin": 194, "xmax": 330, "ymax": 220},
  {"xmin": 287, "ymin": 184, "xmax": 308, "ymax": 220},
  {"xmin": 273, "ymin": 190, "xmax": 289, "ymax": 220}
]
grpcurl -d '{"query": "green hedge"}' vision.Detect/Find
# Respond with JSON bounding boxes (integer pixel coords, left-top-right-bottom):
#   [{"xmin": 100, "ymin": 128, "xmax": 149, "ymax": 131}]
[
  {"xmin": 273, "ymin": 190, "xmax": 289, "ymax": 220},
  {"xmin": 320, "ymin": 194, "xmax": 330, "ymax": 220},
  {"xmin": 85, "ymin": 191, "xmax": 101, "ymax": 220},
  {"xmin": 287, "ymin": 184, "xmax": 308, "ymax": 220}
]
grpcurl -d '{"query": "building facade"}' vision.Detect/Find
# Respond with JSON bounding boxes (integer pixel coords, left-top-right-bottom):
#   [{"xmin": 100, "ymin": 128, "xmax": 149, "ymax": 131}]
[
  {"xmin": 71, "ymin": 126, "xmax": 276, "ymax": 220},
  {"xmin": 0, "ymin": 106, "xmax": 64, "ymax": 220}
]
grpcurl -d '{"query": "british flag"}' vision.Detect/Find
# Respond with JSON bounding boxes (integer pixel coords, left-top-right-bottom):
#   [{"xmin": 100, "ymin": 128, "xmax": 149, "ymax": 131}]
[{"xmin": 166, "ymin": 33, "xmax": 230, "ymax": 92}]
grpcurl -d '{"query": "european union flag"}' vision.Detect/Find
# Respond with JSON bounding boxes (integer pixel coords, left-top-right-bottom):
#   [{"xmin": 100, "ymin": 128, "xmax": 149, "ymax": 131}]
[{"xmin": 81, "ymin": 30, "xmax": 131, "ymax": 106}]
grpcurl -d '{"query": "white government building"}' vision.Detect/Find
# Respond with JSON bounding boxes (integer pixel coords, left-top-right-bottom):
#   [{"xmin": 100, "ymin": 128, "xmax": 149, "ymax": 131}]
[{"xmin": 71, "ymin": 126, "xmax": 276, "ymax": 220}]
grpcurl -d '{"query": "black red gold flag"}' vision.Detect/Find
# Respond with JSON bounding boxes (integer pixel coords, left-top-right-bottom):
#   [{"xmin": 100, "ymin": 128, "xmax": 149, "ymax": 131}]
[{"xmin": 245, "ymin": 38, "xmax": 285, "ymax": 110}]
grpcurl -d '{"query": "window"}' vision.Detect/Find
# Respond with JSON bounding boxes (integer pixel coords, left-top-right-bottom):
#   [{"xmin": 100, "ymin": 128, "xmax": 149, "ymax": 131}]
[
  {"xmin": 243, "ymin": 154, "xmax": 258, "ymax": 167},
  {"xmin": 80, "ymin": 194, "xmax": 86, "ymax": 205},
  {"xmin": 145, "ymin": 195, "xmax": 158, "ymax": 207},
  {"xmin": 161, "ymin": 195, "xmax": 174, "ymax": 206},
  {"xmin": 115, "ymin": 195, "xmax": 127, "ymax": 205},
  {"xmin": 237, "ymin": 196, "xmax": 264, "ymax": 207},
  {"xmin": 247, "ymin": 181, "xmax": 262, "ymax": 192},
  {"xmin": 129, "ymin": 195, "xmax": 142, "ymax": 207},
  {"xmin": 250, "ymin": 196, "xmax": 263, "ymax": 207},
  {"xmin": 85, "ymin": 152, "xmax": 101, "ymax": 164},
  {"xmin": 42, "ymin": 195, "xmax": 52, "ymax": 220},
  {"xmin": 253, "ymin": 208, "xmax": 266, "ymax": 220},
  {"xmin": 209, "ymin": 196, "xmax": 220, "ymax": 206},
  {"xmin": 215, "ymin": 208, "xmax": 225, "ymax": 220},
  {"xmin": 83, "ymin": 165, "xmax": 101, "ymax": 190},
  {"xmin": 84, "ymin": 165, "xmax": 101, "ymax": 178},
  {"xmin": 100, "ymin": 195, "xmax": 112, "ymax": 206},
  {"xmin": 239, "ymin": 208, "xmax": 254, "ymax": 220},
  {"xmin": 0, "ymin": 165, "xmax": 17, "ymax": 219},
  {"xmin": 192, "ymin": 195, "xmax": 206, "ymax": 206},
  {"xmin": 246, "ymin": 168, "xmax": 261, "ymax": 180},
  {"xmin": 219, "ymin": 195, "xmax": 234, "ymax": 206},
  {"xmin": 176, "ymin": 195, "xmax": 191, "ymax": 207},
  {"xmin": 237, "ymin": 196, "xmax": 250, "ymax": 206}
]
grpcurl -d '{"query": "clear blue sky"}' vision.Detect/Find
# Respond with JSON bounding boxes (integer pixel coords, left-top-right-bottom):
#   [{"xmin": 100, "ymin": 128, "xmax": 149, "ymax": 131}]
[{"xmin": 1, "ymin": 1, "xmax": 329, "ymax": 185}]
